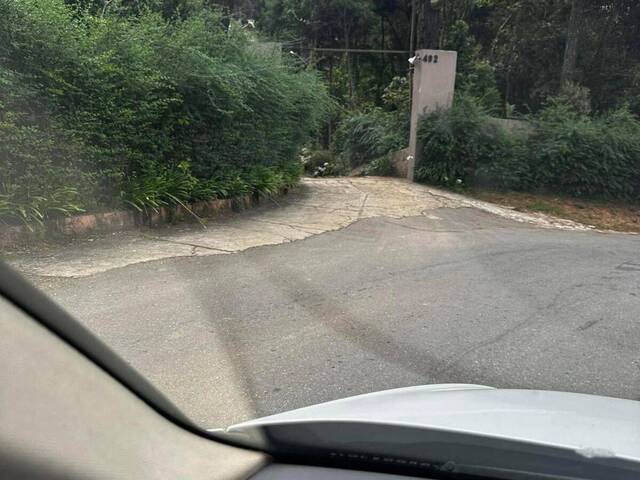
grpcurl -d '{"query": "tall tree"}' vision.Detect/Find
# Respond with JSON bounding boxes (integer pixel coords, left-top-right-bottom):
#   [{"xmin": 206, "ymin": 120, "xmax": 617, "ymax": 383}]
[
  {"xmin": 252, "ymin": 0, "xmax": 640, "ymax": 114},
  {"xmin": 416, "ymin": 0, "xmax": 441, "ymax": 48},
  {"xmin": 560, "ymin": 0, "xmax": 582, "ymax": 88}
]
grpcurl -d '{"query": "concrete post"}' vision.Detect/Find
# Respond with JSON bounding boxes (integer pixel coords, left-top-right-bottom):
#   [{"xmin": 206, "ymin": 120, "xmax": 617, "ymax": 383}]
[{"xmin": 407, "ymin": 49, "xmax": 457, "ymax": 181}]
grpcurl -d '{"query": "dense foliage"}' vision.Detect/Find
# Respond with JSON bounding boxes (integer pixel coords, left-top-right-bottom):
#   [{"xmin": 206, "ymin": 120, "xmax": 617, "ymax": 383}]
[
  {"xmin": 246, "ymin": 0, "xmax": 640, "ymax": 196},
  {"xmin": 3, "ymin": 0, "xmax": 640, "ymax": 226},
  {"xmin": 331, "ymin": 76, "xmax": 410, "ymax": 172},
  {"xmin": 333, "ymin": 107, "xmax": 407, "ymax": 167},
  {"xmin": 0, "ymin": 67, "xmax": 97, "ymax": 227},
  {"xmin": 416, "ymin": 95, "xmax": 640, "ymax": 199},
  {"xmin": 0, "ymin": 0, "xmax": 329, "ymax": 226},
  {"xmin": 223, "ymin": 1, "xmax": 640, "ymax": 116},
  {"xmin": 248, "ymin": 0, "xmax": 640, "ymax": 188}
]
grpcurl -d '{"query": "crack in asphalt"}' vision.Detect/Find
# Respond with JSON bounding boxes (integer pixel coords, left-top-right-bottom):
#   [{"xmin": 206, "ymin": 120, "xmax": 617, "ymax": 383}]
[
  {"xmin": 357, "ymin": 193, "xmax": 369, "ymax": 219},
  {"xmin": 433, "ymin": 279, "xmax": 606, "ymax": 375},
  {"xmin": 381, "ymin": 217, "xmax": 519, "ymax": 233},
  {"xmin": 140, "ymin": 234, "xmax": 235, "ymax": 253},
  {"xmin": 249, "ymin": 218, "xmax": 320, "ymax": 235}
]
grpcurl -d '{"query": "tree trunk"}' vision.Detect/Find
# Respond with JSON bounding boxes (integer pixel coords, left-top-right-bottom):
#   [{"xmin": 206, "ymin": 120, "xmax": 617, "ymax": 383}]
[
  {"xmin": 328, "ymin": 56, "xmax": 333, "ymax": 145},
  {"xmin": 344, "ymin": 8, "xmax": 355, "ymax": 102},
  {"xmin": 560, "ymin": 0, "xmax": 581, "ymax": 88},
  {"xmin": 379, "ymin": 14, "xmax": 386, "ymax": 101},
  {"xmin": 504, "ymin": 67, "xmax": 512, "ymax": 117},
  {"xmin": 416, "ymin": 0, "xmax": 442, "ymax": 49}
]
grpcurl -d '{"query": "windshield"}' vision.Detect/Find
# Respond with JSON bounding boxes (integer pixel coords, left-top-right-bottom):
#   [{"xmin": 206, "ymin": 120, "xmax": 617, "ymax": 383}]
[{"xmin": 2, "ymin": 0, "xmax": 639, "ymax": 443}]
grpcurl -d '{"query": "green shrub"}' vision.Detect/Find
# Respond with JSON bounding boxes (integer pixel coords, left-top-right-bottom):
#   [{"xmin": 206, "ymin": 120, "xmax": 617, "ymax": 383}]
[
  {"xmin": 121, "ymin": 161, "xmax": 197, "ymax": 213},
  {"xmin": 474, "ymin": 129, "xmax": 532, "ymax": 190},
  {"xmin": 552, "ymin": 82, "xmax": 592, "ymax": 115},
  {"xmin": 416, "ymin": 93, "xmax": 640, "ymax": 199},
  {"xmin": 0, "ymin": 186, "xmax": 85, "ymax": 229},
  {"xmin": 0, "ymin": 67, "xmax": 96, "ymax": 226},
  {"xmin": 331, "ymin": 76, "xmax": 409, "ymax": 170},
  {"xmin": 0, "ymin": 0, "xmax": 328, "ymax": 227},
  {"xmin": 363, "ymin": 154, "xmax": 395, "ymax": 177},
  {"xmin": 243, "ymin": 165, "xmax": 284, "ymax": 196},
  {"xmin": 530, "ymin": 104, "xmax": 640, "ymax": 198},
  {"xmin": 443, "ymin": 20, "xmax": 501, "ymax": 113},
  {"xmin": 302, "ymin": 149, "xmax": 336, "ymax": 173},
  {"xmin": 191, "ymin": 177, "xmax": 234, "ymax": 201},
  {"xmin": 333, "ymin": 107, "xmax": 408, "ymax": 167},
  {"xmin": 162, "ymin": 11, "xmax": 331, "ymax": 178},
  {"xmin": 324, "ymin": 158, "xmax": 351, "ymax": 176},
  {"xmin": 122, "ymin": 160, "xmax": 301, "ymax": 213},
  {"xmin": 415, "ymin": 93, "xmax": 488, "ymax": 186},
  {"xmin": 279, "ymin": 160, "xmax": 304, "ymax": 188},
  {"xmin": 301, "ymin": 148, "xmax": 349, "ymax": 176},
  {"xmin": 381, "ymin": 76, "xmax": 410, "ymax": 113}
]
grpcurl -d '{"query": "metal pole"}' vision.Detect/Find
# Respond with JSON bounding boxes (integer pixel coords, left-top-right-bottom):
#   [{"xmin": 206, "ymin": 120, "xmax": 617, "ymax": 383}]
[
  {"xmin": 409, "ymin": 0, "xmax": 417, "ymax": 105},
  {"xmin": 409, "ymin": 0, "xmax": 417, "ymax": 56}
]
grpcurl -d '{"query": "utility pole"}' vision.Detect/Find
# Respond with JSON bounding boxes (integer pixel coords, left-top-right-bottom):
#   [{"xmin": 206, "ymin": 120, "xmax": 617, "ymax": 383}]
[
  {"xmin": 409, "ymin": 0, "xmax": 417, "ymax": 56},
  {"xmin": 328, "ymin": 56, "xmax": 333, "ymax": 145},
  {"xmin": 409, "ymin": 0, "xmax": 417, "ymax": 104}
]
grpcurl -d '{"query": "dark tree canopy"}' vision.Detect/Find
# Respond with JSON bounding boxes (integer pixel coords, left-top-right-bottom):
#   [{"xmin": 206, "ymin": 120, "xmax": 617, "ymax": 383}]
[{"xmin": 209, "ymin": 0, "xmax": 640, "ymax": 115}]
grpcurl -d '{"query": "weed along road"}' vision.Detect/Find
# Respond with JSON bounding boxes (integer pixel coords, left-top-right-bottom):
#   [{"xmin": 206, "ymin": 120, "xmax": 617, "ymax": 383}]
[{"xmin": 9, "ymin": 177, "xmax": 640, "ymax": 427}]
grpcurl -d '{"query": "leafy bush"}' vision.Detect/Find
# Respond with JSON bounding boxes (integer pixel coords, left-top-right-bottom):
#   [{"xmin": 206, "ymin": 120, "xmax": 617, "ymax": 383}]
[
  {"xmin": 121, "ymin": 161, "xmax": 197, "ymax": 213},
  {"xmin": 0, "ymin": 0, "xmax": 328, "ymax": 227},
  {"xmin": 415, "ymin": 94, "xmax": 489, "ymax": 186},
  {"xmin": 0, "ymin": 186, "xmax": 85, "ymax": 229},
  {"xmin": 381, "ymin": 76, "xmax": 410, "ymax": 113},
  {"xmin": 363, "ymin": 153, "xmax": 395, "ymax": 177},
  {"xmin": 122, "ymin": 161, "xmax": 302, "ymax": 213},
  {"xmin": 416, "ymin": 93, "xmax": 640, "ymax": 199},
  {"xmin": 552, "ymin": 82, "xmax": 592, "ymax": 116},
  {"xmin": 474, "ymin": 129, "xmax": 532, "ymax": 190},
  {"xmin": 302, "ymin": 150, "xmax": 336, "ymax": 173},
  {"xmin": 163, "ymin": 11, "xmax": 331, "ymax": 178},
  {"xmin": 333, "ymin": 107, "xmax": 408, "ymax": 167},
  {"xmin": 530, "ymin": 104, "xmax": 640, "ymax": 198},
  {"xmin": 0, "ymin": 67, "xmax": 96, "ymax": 226},
  {"xmin": 275, "ymin": 160, "xmax": 304, "ymax": 189},
  {"xmin": 301, "ymin": 148, "xmax": 349, "ymax": 176},
  {"xmin": 331, "ymin": 75, "xmax": 409, "ymax": 171},
  {"xmin": 443, "ymin": 20, "xmax": 501, "ymax": 113},
  {"xmin": 244, "ymin": 165, "xmax": 284, "ymax": 196}
]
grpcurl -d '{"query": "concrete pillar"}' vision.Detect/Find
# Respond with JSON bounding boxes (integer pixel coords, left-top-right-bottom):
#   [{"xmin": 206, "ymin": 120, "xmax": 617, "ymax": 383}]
[{"xmin": 407, "ymin": 49, "xmax": 457, "ymax": 181}]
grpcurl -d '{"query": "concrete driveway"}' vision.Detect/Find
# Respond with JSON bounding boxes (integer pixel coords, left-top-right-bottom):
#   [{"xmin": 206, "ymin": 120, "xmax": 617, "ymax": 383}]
[{"xmin": 6, "ymin": 177, "xmax": 640, "ymax": 427}]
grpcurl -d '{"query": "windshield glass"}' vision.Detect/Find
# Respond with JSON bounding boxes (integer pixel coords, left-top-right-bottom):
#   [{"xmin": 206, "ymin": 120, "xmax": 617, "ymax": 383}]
[{"xmin": 2, "ymin": 0, "xmax": 640, "ymax": 437}]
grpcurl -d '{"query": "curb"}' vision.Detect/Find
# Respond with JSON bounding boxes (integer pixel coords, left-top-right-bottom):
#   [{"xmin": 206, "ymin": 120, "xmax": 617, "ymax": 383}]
[{"xmin": 0, "ymin": 191, "xmax": 285, "ymax": 249}]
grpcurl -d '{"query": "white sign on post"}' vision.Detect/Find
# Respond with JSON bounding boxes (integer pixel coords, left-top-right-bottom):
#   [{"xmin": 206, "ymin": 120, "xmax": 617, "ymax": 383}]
[{"xmin": 407, "ymin": 49, "xmax": 457, "ymax": 181}]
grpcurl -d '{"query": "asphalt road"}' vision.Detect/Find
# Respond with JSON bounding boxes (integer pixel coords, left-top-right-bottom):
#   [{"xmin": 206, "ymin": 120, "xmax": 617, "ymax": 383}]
[{"xmin": 26, "ymin": 203, "xmax": 640, "ymax": 428}]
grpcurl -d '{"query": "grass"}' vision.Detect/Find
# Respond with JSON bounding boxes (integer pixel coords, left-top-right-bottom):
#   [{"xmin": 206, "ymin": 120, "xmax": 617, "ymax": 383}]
[
  {"xmin": 468, "ymin": 189, "xmax": 640, "ymax": 233},
  {"xmin": 518, "ymin": 201, "xmax": 567, "ymax": 217}
]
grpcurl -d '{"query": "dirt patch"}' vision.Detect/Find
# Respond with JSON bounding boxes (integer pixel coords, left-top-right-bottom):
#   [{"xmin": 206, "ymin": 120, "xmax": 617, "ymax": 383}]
[{"xmin": 469, "ymin": 190, "xmax": 640, "ymax": 233}]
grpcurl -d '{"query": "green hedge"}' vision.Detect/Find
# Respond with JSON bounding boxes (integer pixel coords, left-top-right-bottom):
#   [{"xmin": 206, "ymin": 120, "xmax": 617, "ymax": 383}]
[
  {"xmin": 0, "ymin": 0, "xmax": 329, "ymax": 226},
  {"xmin": 0, "ymin": 67, "xmax": 99, "ymax": 227},
  {"xmin": 527, "ymin": 105, "xmax": 640, "ymax": 198},
  {"xmin": 416, "ymin": 94, "xmax": 640, "ymax": 199}
]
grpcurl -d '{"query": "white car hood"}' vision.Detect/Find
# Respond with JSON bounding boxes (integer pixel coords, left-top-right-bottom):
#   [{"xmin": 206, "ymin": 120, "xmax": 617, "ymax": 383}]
[{"xmin": 222, "ymin": 384, "xmax": 640, "ymax": 479}]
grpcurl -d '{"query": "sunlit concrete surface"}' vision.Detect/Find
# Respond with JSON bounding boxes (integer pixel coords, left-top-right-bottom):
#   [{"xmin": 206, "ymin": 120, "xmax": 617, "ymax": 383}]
[{"xmin": 7, "ymin": 177, "xmax": 598, "ymax": 278}]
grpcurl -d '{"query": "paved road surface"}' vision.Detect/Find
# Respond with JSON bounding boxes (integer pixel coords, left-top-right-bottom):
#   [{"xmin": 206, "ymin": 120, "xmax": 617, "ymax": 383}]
[{"xmin": 7, "ymin": 178, "xmax": 640, "ymax": 427}]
